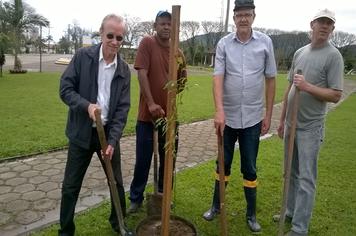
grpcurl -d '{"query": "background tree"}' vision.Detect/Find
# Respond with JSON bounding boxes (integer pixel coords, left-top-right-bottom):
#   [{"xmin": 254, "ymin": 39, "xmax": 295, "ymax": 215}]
[
  {"xmin": 181, "ymin": 21, "xmax": 201, "ymax": 65},
  {"xmin": 91, "ymin": 31, "xmax": 101, "ymax": 45},
  {"xmin": 331, "ymin": 31, "xmax": 356, "ymax": 71},
  {"xmin": 270, "ymin": 32, "xmax": 310, "ymax": 70},
  {"xmin": 201, "ymin": 21, "xmax": 223, "ymax": 50},
  {"xmin": 0, "ymin": 48, "xmax": 5, "ymax": 77},
  {"xmin": 57, "ymin": 36, "xmax": 71, "ymax": 54},
  {"xmin": 201, "ymin": 21, "xmax": 223, "ymax": 66},
  {"xmin": 23, "ymin": 26, "xmax": 40, "ymax": 53},
  {"xmin": 124, "ymin": 16, "xmax": 142, "ymax": 49},
  {"xmin": 254, "ymin": 27, "xmax": 286, "ymax": 36},
  {"xmin": 1, "ymin": 0, "xmax": 49, "ymax": 72},
  {"xmin": 46, "ymin": 34, "xmax": 53, "ymax": 53},
  {"xmin": 67, "ymin": 21, "xmax": 89, "ymax": 53},
  {"xmin": 138, "ymin": 21, "xmax": 155, "ymax": 37},
  {"xmin": 0, "ymin": 2, "xmax": 10, "ymax": 77},
  {"xmin": 33, "ymin": 30, "xmax": 46, "ymax": 53},
  {"xmin": 331, "ymin": 31, "xmax": 356, "ymax": 49}
]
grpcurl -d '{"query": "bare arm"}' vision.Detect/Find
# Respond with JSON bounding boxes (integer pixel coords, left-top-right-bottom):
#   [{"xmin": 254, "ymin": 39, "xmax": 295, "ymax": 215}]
[
  {"xmin": 137, "ymin": 69, "xmax": 165, "ymax": 119},
  {"xmin": 213, "ymin": 74, "xmax": 225, "ymax": 136},
  {"xmin": 294, "ymin": 74, "xmax": 342, "ymax": 103},
  {"xmin": 261, "ymin": 77, "xmax": 276, "ymax": 135}
]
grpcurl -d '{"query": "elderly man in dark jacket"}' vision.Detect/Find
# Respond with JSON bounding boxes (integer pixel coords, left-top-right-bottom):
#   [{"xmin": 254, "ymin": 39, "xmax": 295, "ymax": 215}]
[{"xmin": 59, "ymin": 14, "xmax": 130, "ymax": 236}]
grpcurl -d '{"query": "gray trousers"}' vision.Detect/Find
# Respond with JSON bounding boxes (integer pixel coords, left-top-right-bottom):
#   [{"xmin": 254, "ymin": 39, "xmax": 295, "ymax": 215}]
[{"xmin": 284, "ymin": 124, "xmax": 324, "ymax": 235}]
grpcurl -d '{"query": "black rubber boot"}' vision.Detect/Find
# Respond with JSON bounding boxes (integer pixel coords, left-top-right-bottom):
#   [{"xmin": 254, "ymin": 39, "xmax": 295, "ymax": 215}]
[
  {"xmin": 244, "ymin": 186, "xmax": 261, "ymax": 232},
  {"xmin": 203, "ymin": 180, "xmax": 227, "ymax": 221}
]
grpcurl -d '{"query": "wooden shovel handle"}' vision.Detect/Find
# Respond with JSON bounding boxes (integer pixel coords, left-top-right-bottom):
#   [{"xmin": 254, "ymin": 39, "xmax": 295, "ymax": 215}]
[
  {"xmin": 278, "ymin": 69, "xmax": 302, "ymax": 236},
  {"xmin": 94, "ymin": 109, "xmax": 126, "ymax": 235},
  {"xmin": 218, "ymin": 134, "xmax": 228, "ymax": 236}
]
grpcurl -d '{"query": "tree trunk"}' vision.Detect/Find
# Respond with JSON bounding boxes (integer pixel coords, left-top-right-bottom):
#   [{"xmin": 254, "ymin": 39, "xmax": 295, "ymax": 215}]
[{"xmin": 14, "ymin": 54, "xmax": 22, "ymax": 71}]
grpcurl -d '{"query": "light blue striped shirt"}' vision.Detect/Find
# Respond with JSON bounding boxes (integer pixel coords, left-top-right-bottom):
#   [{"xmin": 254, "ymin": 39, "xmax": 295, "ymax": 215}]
[{"xmin": 214, "ymin": 30, "xmax": 277, "ymax": 129}]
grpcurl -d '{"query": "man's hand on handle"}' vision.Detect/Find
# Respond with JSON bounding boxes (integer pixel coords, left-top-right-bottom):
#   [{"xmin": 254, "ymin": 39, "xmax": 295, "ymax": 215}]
[
  {"xmin": 91, "ymin": 106, "xmax": 114, "ymax": 160},
  {"xmin": 277, "ymin": 120, "xmax": 285, "ymax": 139},
  {"xmin": 88, "ymin": 103, "xmax": 101, "ymax": 121},
  {"xmin": 293, "ymin": 74, "xmax": 308, "ymax": 91},
  {"xmin": 148, "ymin": 103, "xmax": 165, "ymax": 120},
  {"xmin": 103, "ymin": 145, "xmax": 114, "ymax": 161},
  {"xmin": 214, "ymin": 110, "xmax": 225, "ymax": 137}
]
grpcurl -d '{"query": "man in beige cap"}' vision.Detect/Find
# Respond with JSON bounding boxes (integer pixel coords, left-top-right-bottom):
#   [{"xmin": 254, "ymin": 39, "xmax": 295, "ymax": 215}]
[{"xmin": 274, "ymin": 8, "xmax": 343, "ymax": 236}]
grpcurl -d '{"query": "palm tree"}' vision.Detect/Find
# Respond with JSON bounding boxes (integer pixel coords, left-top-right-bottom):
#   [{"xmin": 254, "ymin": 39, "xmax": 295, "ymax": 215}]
[
  {"xmin": 0, "ymin": 2, "xmax": 9, "ymax": 77},
  {"xmin": 1, "ymin": 0, "xmax": 49, "ymax": 72}
]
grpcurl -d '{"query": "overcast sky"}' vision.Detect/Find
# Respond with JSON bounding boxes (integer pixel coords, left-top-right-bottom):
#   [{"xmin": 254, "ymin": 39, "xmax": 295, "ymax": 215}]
[{"xmin": 23, "ymin": 0, "xmax": 356, "ymax": 42}]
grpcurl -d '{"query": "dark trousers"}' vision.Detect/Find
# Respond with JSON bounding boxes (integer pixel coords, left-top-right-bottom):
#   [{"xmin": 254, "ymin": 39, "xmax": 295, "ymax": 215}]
[
  {"xmin": 58, "ymin": 128, "xmax": 125, "ymax": 236},
  {"xmin": 129, "ymin": 120, "xmax": 178, "ymax": 204},
  {"xmin": 217, "ymin": 122, "xmax": 261, "ymax": 181}
]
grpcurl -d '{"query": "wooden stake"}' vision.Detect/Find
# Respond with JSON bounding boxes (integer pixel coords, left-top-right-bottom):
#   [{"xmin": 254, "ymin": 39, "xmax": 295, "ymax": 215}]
[
  {"xmin": 218, "ymin": 134, "xmax": 228, "ymax": 236},
  {"xmin": 161, "ymin": 5, "xmax": 181, "ymax": 236}
]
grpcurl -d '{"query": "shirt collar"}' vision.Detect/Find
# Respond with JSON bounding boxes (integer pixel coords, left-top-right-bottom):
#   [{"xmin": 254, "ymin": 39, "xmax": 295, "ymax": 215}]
[
  {"xmin": 232, "ymin": 29, "xmax": 259, "ymax": 44},
  {"xmin": 99, "ymin": 44, "xmax": 117, "ymax": 68}
]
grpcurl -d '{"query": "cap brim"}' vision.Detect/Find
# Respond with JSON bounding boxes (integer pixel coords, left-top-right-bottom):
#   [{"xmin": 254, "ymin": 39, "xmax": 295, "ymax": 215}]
[
  {"xmin": 313, "ymin": 15, "xmax": 335, "ymax": 22},
  {"xmin": 233, "ymin": 5, "xmax": 255, "ymax": 11}
]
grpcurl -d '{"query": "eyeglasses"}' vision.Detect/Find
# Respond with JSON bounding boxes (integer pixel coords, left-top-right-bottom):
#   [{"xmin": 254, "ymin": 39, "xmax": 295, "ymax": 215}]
[
  {"xmin": 106, "ymin": 33, "xmax": 124, "ymax": 42},
  {"xmin": 234, "ymin": 13, "xmax": 254, "ymax": 19}
]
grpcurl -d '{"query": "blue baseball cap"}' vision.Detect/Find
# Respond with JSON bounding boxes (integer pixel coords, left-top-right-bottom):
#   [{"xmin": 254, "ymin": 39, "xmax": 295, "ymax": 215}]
[{"xmin": 156, "ymin": 10, "xmax": 171, "ymax": 20}]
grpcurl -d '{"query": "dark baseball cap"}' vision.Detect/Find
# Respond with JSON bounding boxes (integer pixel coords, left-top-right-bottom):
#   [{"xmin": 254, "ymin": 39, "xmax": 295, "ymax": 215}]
[
  {"xmin": 156, "ymin": 10, "xmax": 171, "ymax": 20},
  {"xmin": 234, "ymin": 0, "xmax": 255, "ymax": 11}
]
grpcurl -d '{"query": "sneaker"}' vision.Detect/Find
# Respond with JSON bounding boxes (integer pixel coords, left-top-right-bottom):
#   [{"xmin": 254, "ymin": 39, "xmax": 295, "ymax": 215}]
[
  {"xmin": 202, "ymin": 207, "xmax": 219, "ymax": 221},
  {"xmin": 273, "ymin": 214, "xmax": 292, "ymax": 223},
  {"xmin": 127, "ymin": 202, "xmax": 142, "ymax": 214},
  {"xmin": 246, "ymin": 216, "xmax": 261, "ymax": 232}
]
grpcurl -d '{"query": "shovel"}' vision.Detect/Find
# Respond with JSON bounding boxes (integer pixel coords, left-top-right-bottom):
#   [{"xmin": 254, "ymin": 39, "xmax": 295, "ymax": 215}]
[
  {"xmin": 146, "ymin": 125, "xmax": 163, "ymax": 216},
  {"xmin": 94, "ymin": 109, "xmax": 134, "ymax": 236},
  {"xmin": 278, "ymin": 69, "xmax": 302, "ymax": 236}
]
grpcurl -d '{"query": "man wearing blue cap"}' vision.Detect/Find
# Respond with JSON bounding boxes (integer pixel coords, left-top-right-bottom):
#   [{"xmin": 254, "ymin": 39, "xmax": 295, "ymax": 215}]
[
  {"xmin": 128, "ymin": 10, "xmax": 187, "ymax": 214},
  {"xmin": 203, "ymin": 0, "xmax": 277, "ymax": 232}
]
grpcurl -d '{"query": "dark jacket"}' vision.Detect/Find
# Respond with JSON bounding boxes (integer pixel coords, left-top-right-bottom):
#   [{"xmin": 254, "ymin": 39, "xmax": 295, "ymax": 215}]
[{"xmin": 59, "ymin": 44, "xmax": 131, "ymax": 149}]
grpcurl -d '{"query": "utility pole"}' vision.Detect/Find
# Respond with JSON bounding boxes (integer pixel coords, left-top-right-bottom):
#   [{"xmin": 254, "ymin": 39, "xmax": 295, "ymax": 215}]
[
  {"xmin": 39, "ymin": 25, "xmax": 42, "ymax": 73},
  {"xmin": 224, "ymin": 0, "xmax": 230, "ymax": 34},
  {"xmin": 47, "ymin": 24, "xmax": 51, "ymax": 53}
]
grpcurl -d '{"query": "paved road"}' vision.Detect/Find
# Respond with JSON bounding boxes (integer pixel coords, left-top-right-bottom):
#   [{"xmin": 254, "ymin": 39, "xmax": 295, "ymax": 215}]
[
  {"xmin": 0, "ymin": 62, "xmax": 355, "ymax": 235},
  {"xmin": 3, "ymin": 54, "xmax": 72, "ymax": 73},
  {"xmin": 2, "ymin": 54, "xmax": 137, "ymax": 74}
]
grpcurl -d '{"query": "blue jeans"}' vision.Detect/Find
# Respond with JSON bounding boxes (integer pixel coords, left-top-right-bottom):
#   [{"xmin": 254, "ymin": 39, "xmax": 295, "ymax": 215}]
[
  {"xmin": 218, "ymin": 122, "xmax": 262, "ymax": 181},
  {"xmin": 129, "ymin": 121, "xmax": 178, "ymax": 204},
  {"xmin": 285, "ymin": 125, "xmax": 324, "ymax": 235}
]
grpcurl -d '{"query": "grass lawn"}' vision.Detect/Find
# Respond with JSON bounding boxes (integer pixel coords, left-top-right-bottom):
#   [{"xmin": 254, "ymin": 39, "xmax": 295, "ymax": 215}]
[
  {"xmin": 31, "ymin": 94, "xmax": 356, "ymax": 236},
  {"xmin": 0, "ymin": 72, "xmax": 289, "ymax": 159}
]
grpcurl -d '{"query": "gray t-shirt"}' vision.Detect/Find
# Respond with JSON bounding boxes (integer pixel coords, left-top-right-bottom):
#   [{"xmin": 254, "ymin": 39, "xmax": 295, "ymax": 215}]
[
  {"xmin": 286, "ymin": 42, "xmax": 344, "ymax": 130},
  {"xmin": 214, "ymin": 31, "xmax": 277, "ymax": 129}
]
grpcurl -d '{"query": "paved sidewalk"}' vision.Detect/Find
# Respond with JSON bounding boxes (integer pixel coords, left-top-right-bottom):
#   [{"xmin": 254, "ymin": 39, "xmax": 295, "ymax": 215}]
[{"xmin": 0, "ymin": 80, "xmax": 355, "ymax": 236}]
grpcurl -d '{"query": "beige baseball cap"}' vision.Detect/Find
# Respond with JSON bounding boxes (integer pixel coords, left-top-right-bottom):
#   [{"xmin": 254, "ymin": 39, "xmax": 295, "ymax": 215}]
[{"xmin": 312, "ymin": 9, "xmax": 336, "ymax": 23}]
